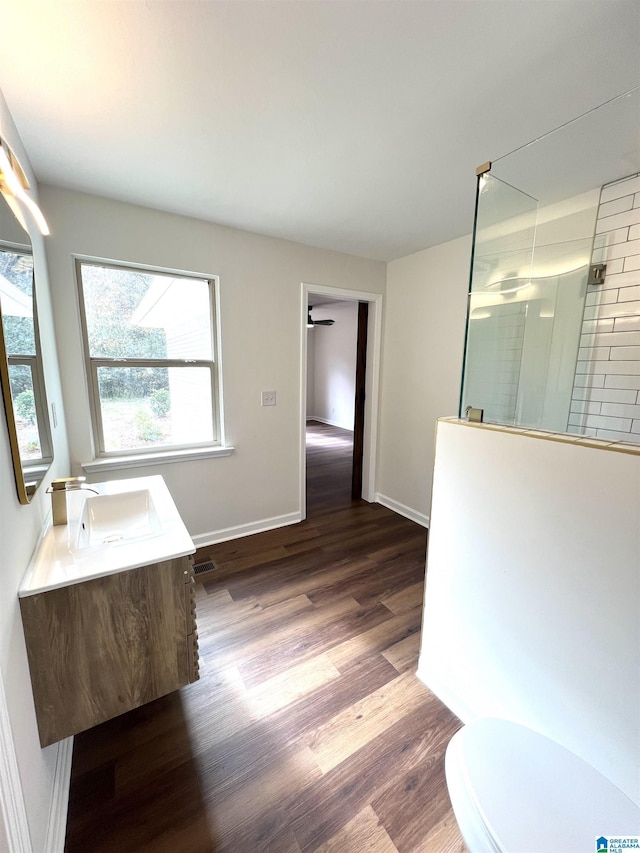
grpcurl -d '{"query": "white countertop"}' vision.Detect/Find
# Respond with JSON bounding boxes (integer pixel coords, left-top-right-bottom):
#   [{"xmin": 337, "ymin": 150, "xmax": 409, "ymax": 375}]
[{"xmin": 19, "ymin": 475, "xmax": 195, "ymax": 597}]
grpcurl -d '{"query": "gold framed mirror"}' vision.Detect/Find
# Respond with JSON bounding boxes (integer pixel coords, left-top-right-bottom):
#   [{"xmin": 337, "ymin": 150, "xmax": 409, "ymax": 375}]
[{"xmin": 0, "ymin": 190, "xmax": 53, "ymax": 503}]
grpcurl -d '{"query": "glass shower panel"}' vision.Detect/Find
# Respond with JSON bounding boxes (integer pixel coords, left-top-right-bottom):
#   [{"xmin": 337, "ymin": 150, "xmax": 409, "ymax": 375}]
[
  {"xmin": 459, "ymin": 87, "xmax": 640, "ymax": 439},
  {"xmin": 515, "ymin": 266, "xmax": 588, "ymax": 430},
  {"xmin": 461, "ymin": 174, "xmax": 537, "ymax": 424}
]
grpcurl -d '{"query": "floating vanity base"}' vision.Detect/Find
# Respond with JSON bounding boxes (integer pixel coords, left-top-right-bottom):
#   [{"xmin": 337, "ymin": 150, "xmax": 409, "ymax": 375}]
[{"xmin": 20, "ymin": 554, "xmax": 199, "ymax": 747}]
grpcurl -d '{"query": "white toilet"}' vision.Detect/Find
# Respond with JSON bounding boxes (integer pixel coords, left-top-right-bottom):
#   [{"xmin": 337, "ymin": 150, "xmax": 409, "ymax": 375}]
[{"xmin": 445, "ymin": 717, "xmax": 640, "ymax": 853}]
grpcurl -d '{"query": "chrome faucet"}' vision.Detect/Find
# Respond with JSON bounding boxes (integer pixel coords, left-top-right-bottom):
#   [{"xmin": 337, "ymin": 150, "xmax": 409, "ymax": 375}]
[{"xmin": 47, "ymin": 477, "xmax": 98, "ymax": 526}]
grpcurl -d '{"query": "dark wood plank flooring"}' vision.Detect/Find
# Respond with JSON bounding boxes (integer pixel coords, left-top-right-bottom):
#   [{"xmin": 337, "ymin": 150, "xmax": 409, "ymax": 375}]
[{"xmin": 64, "ymin": 420, "xmax": 465, "ymax": 852}]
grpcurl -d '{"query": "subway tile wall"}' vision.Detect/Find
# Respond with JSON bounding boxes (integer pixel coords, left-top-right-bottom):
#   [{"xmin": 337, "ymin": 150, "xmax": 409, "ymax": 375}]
[{"xmin": 569, "ymin": 173, "xmax": 640, "ymax": 441}]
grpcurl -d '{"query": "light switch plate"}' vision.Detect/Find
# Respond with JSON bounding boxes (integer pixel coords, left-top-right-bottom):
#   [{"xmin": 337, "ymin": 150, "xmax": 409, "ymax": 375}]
[{"xmin": 261, "ymin": 390, "xmax": 276, "ymax": 407}]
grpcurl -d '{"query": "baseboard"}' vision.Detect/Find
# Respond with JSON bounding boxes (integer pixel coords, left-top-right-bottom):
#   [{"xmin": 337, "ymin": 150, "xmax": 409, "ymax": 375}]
[
  {"xmin": 375, "ymin": 493, "xmax": 429, "ymax": 528},
  {"xmin": 0, "ymin": 674, "xmax": 31, "ymax": 851},
  {"xmin": 44, "ymin": 737, "xmax": 73, "ymax": 853},
  {"xmin": 416, "ymin": 663, "xmax": 471, "ymax": 724},
  {"xmin": 306, "ymin": 416, "xmax": 353, "ymax": 431},
  {"xmin": 192, "ymin": 511, "xmax": 302, "ymax": 548}
]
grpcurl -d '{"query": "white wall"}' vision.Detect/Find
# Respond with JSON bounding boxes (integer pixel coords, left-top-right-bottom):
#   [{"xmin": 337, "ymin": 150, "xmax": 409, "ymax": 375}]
[
  {"xmin": 376, "ymin": 234, "xmax": 470, "ymax": 524},
  {"xmin": 0, "ymin": 91, "xmax": 71, "ymax": 851},
  {"xmin": 420, "ymin": 419, "xmax": 640, "ymax": 804},
  {"xmin": 40, "ymin": 186, "xmax": 385, "ymax": 544},
  {"xmin": 307, "ymin": 300, "xmax": 358, "ymax": 430},
  {"xmin": 306, "ymin": 327, "xmax": 315, "ymax": 413}
]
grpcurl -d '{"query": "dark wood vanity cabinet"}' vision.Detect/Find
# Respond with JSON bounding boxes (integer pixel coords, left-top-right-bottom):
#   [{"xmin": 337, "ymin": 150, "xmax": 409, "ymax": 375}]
[{"xmin": 20, "ymin": 555, "xmax": 199, "ymax": 747}]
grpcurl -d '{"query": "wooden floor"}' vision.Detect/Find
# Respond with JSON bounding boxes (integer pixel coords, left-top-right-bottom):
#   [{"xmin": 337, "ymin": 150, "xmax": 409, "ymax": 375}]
[{"xmin": 64, "ymin": 421, "xmax": 465, "ymax": 853}]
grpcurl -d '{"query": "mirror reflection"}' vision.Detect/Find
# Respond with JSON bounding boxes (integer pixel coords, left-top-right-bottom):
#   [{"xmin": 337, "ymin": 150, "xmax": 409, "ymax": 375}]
[{"xmin": 0, "ymin": 192, "xmax": 53, "ymax": 503}]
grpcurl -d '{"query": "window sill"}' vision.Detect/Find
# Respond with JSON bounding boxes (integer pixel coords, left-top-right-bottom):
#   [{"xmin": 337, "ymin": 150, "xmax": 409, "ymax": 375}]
[{"xmin": 81, "ymin": 445, "xmax": 235, "ymax": 474}]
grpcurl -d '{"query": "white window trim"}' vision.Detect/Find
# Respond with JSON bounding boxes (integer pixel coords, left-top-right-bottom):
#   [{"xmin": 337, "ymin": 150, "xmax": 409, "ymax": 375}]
[
  {"xmin": 75, "ymin": 257, "xmax": 230, "ymax": 462},
  {"xmin": 7, "ymin": 352, "xmax": 54, "ymax": 465},
  {"xmin": 81, "ymin": 443, "xmax": 235, "ymax": 474}
]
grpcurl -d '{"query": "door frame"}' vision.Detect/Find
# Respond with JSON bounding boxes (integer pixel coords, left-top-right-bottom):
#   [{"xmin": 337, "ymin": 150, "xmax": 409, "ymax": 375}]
[
  {"xmin": 352, "ymin": 301, "xmax": 368, "ymax": 500},
  {"xmin": 299, "ymin": 282, "xmax": 383, "ymax": 520}
]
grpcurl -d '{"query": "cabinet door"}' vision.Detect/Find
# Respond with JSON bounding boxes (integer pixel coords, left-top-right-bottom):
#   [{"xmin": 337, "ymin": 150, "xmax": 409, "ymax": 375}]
[{"xmin": 20, "ymin": 556, "xmax": 191, "ymax": 747}]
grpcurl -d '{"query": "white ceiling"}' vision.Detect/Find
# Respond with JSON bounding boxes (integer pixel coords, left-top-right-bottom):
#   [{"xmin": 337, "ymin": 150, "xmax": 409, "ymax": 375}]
[{"xmin": 0, "ymin": 1, "xmax": 638, "ymax": 261}]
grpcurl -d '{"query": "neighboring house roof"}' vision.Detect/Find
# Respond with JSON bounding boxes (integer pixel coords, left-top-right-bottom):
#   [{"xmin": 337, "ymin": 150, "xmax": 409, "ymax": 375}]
[{"xmin": 0, "ymin": 273, "xmax": 32, "ymax": 318}]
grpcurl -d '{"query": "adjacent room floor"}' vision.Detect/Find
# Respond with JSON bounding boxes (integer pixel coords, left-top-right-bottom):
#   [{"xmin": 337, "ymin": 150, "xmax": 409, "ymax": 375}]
[{"xmin": 64, "ymin": 421, "xmax": 465, "ymax": 852}]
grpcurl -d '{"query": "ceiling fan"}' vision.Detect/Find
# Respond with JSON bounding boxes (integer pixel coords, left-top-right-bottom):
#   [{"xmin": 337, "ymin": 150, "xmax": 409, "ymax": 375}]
[{"xmin": 307, "ymin": 306, "xmax": 335, "ymax": 327}]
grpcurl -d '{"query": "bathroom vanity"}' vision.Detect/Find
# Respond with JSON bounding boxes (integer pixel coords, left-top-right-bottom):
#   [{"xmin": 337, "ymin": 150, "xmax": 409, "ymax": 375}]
[{"xmin": 19, "ymin": 475, "xmax": 199, "ymax": 747}]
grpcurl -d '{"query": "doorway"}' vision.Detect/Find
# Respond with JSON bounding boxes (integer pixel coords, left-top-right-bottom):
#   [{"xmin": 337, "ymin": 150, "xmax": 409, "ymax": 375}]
[{"xmin": 299, "ymin": 283, "xmax": 382, "ymax": 521}]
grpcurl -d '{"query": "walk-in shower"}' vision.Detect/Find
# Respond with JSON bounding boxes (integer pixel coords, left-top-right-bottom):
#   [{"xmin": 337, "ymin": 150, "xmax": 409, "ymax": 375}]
[{"xmin": 460, "ymin": 87, "xmax": 640, "ymax": 444}]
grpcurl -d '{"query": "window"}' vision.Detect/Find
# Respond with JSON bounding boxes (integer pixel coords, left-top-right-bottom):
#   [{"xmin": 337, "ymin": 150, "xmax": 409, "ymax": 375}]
[
  {"xmin": 0, "ymin": 245, "xmax": 53, "ymax": 470},
  {"xmin": 77, "ymin": 260, "xmax": 220, "ymax": 456}
]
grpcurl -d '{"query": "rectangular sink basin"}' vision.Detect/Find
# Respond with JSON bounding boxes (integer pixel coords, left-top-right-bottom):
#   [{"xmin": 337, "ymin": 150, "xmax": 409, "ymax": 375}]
[
  {"xmin": 77, "ymin": 489, "xmax": 161, "ymax": 548},
  {"xmin": 20, "ymin": 475, "xmax": 195, "ymax": 597}
]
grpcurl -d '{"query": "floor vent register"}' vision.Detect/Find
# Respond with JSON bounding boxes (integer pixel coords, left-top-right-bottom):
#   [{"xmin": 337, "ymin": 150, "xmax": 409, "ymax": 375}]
[{"xmin": 192, "ymin": 559, "xmax": 216, "ymax": 577}]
